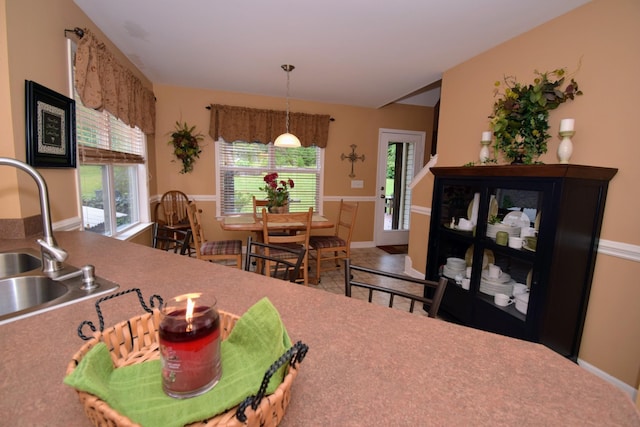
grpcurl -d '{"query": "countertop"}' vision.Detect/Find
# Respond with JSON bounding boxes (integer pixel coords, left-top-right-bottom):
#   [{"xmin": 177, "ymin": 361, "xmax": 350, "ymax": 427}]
[{"xmin": 1, "ymin": 231, "xmax": 638, "ymax": 426}]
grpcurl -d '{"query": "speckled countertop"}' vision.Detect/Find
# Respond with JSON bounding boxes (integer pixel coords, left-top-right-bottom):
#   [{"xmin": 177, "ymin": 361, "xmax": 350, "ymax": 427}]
[{"xmin": 0, "ymin": 231, "xmax": 638, "ymax": 426}]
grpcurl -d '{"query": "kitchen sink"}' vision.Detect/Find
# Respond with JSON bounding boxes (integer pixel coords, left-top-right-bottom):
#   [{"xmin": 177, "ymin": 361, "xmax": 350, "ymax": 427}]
[
  {"xmin": 0, "ymin": 251, "xmax": 42, "ymax": 278},
  {"xmin": 0, "ymin": 248, "xmax": 119, "ymax": 324},
  {"xmin": 0, "ymin": 276, "xmax": 68, "ymax": 316}
]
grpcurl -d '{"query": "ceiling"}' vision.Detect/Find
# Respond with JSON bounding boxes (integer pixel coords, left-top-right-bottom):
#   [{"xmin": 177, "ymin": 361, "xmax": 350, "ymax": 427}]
[{"xmin": 73, "ymin": 0, "xmax": 590, "ymax": 108}]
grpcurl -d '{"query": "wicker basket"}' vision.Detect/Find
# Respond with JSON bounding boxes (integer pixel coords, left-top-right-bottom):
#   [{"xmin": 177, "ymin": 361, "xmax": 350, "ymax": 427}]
[{"xmin": 66, "ymin": 310, "xmax": 301, "ymax": 427}]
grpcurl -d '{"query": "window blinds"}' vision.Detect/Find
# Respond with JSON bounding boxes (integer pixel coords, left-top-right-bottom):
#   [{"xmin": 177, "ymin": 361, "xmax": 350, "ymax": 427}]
[
  {"xmin": 76, "ymin": 97, "xmax": 145, "ymax": 164},
  {"xmin": 217, "ymin": 140, "xmax": 321, "ymax": 215}
]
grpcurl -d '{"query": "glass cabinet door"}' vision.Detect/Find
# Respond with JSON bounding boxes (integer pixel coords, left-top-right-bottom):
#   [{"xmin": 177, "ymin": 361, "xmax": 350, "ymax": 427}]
[
  {"xmin": 474, "ymin": 187, "xmax": 543, "ymax": 325},
  {"xmin": 435, "ymin": 183, "xmax": 482, "ymax": 286}
]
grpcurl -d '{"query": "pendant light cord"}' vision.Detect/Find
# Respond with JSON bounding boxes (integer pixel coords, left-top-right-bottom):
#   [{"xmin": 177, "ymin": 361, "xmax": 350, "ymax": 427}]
[{"xmin": 284, "ymin": 65, "xmax": 292, "ymax": 133}]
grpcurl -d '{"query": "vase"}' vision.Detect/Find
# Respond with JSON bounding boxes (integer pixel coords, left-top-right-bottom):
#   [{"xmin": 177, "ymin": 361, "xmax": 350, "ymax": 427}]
[
  {"xmin": 268, "ymin": 203, "xmax": 289, "ymax": 214},
  {"xmin": 510, "ymin": 154, "xmax": 525, "ymax": 165}
]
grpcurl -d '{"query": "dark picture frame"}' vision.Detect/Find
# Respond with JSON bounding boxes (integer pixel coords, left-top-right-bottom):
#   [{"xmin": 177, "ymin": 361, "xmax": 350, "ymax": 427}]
[{"xmin": 25, "ymin": 80, "xmax": 76, "ymax": 168}]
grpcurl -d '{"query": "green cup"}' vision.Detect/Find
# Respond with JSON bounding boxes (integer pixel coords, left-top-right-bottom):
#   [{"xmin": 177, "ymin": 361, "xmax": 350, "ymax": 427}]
[
  {"xmin": 524, "ymin": 236, "xmax": 537, "ymax": 250},
  {"xmin": 495, "ymin": 231, "xmax": 509, "ymax": 246}
]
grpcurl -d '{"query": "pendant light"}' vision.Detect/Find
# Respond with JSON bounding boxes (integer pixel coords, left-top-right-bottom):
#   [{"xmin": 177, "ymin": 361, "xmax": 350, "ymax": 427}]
[{"xmin": 274, "ymin": 64, "xmax": 301, "ymax": 147}]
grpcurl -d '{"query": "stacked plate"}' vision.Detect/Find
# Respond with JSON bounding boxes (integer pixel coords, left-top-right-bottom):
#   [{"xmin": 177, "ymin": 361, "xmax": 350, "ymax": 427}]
[
  {"xmin": 442, "ymin": 257, "xmax": 466, "ymax": 279},
  {"xmin": 486, "ymin": 222, "xmax": 520, "ymax": 239},
  {"xmin": 479, "ymin": 269, "xmax": 515, "ymax": 296}
]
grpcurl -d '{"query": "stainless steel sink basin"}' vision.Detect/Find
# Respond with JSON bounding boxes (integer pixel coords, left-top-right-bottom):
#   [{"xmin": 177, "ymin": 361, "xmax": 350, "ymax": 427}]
[
  {"xmin": 0, "ymin": 251, "xmax": 42, "ymax": 278},
  {"xmin": 0, "ymin": 248, "xmax": 119, "ymax": 324},
  {"xmin": 0, "ymin": 276, "xmax": 68, "ymax": 316}
]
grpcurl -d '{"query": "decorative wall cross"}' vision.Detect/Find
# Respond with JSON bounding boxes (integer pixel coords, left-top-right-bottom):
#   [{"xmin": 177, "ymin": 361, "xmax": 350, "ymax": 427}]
[{"xmin": 341, "ymin": 144, "xmax": 365, "ymax": 178}]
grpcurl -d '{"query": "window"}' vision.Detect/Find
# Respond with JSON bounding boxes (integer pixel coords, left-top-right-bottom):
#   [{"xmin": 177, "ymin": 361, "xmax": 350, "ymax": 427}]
[
  {"xmin": 76, "ymin": 100, "xmax": 148, "ymax": 236},
  {"xmin": 216, "ymin": 140, "xmax": 323, "ymax": 216},
  {"xmin": 69, "ymin": 41, "xmax": 149, "ymax": 237}
]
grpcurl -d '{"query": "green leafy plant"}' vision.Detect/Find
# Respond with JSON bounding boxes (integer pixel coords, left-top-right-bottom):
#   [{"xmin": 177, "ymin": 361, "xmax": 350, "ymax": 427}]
[
  {"xmin": 259, "ymin": 172, "xmax": 294, "ymax": 207},
  {"xmin": 464, "ymin": 158, "xmax": 498, "ymax": 167},
  {"xmin": 489, "ymin": 68, "xmax": 582, "ymax": 164},
  {"xmin": 168, "ymin": 121, "xmax": 204, "ymax": 174}
]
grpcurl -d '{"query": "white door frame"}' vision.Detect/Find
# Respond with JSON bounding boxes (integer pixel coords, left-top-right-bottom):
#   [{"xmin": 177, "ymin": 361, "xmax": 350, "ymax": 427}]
[{"xmin": 374, "ymin": 129, "xmax": 425, "ymax": 246}]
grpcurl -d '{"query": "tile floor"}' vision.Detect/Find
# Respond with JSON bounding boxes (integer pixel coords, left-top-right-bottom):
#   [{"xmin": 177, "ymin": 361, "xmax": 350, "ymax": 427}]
[{"xmin": 307, "ymin": 247, "xmax": 431, "ymax": 317}]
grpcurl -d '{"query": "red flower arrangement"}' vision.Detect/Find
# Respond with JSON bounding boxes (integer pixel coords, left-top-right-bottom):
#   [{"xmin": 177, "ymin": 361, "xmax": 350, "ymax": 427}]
[{"xmin": 260, "ymin": 173, "xmax": 294, "ymax": 207}]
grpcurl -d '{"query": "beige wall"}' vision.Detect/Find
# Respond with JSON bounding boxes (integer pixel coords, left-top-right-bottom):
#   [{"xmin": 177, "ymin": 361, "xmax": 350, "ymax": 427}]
[
  {"xmin": 153, "ymin": 83, "xmax": 431, "ymax": 242},
  {"xmin": 1, "ymin": 0, "xmax": 155, "ymax": 224},
  {"xmin": 0, "ymin": 0, "xmax": 20, "ymax": 215},
  {"xmin": 412, "ymin": 0, "xmax": 639, "ymax": 388}
]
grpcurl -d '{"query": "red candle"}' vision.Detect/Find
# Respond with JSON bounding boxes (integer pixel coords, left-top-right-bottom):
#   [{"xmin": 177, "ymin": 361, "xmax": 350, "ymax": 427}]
[{"xmin": 159, "ymin": 293, "xmax": 222, "ymax": 398}]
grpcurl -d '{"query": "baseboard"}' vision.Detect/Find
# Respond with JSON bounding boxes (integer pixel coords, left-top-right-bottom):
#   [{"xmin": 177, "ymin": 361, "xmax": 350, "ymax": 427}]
[
  {"xmin": 404, "ymin": 255, "xmax": 425, "ymax": 279},
  {"xmin": 351, "ymin": 241, "xmax": 376, "ymax": 248},
  {"xmin": 578, "ymin": 359, "xmax": 638, "ymax": 403}
]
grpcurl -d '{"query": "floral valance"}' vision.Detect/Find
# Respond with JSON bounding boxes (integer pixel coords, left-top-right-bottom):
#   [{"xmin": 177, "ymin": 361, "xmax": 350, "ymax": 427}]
[
  {"xmin": 208, "ymin": 104, "xmax": 330, "ymax": 148},
  {"xmin": 74, "ymin": 29, "xmax": 156, "ymax": 134}
]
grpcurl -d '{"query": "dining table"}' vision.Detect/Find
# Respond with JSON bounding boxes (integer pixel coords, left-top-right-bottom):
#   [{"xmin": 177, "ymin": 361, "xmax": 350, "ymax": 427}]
[
  {"xmin": 0, "ymin": 232, "xmax": 638, "ymax": 426},
  {"xmin": 220, "ymin": 213, "xmax": 335, "ymax": 234}
]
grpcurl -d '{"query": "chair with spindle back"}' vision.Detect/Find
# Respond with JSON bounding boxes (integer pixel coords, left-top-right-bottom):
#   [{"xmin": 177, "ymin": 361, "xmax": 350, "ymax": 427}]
[
  {"xmin": 261, "ymin": 207, "xmax": 313, "ymax": 285},
  {"xmin": 186, "ymin": 201, "xmax": 242, "ymax": 268},
  {"xmin": 244, "ymin": 236, "xmax": 305, "ymax": 283},
  {"xmin": 344, "ymin": 258, "xmax": 448, "ymax": 318}
]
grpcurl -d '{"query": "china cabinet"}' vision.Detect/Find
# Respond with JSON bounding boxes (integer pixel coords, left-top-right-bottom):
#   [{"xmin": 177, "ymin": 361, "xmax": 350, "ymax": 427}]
[{"xmin": 425, "ymin": 164, "xmax": 617, "ymax": 360}]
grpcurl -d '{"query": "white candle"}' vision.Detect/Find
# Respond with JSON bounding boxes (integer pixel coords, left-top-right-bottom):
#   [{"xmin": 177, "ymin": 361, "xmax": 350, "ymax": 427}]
[
  {"xmin": 482, "ymin": 131, "xmax": 492, "ymax": 141},
  {"xmin": 560, "ymin": 119, "xmax": 575, "ymax": 132}
]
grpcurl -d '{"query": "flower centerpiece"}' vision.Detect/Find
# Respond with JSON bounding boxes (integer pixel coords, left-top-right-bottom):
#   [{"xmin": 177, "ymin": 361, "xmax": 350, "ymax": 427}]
[
  {"xmin": 260, "ymin": 172, "xmax": 294, "ymax": 212},
  {"xmin": 489, "ymin": 68, "xmax": 582, "ymax": 164},
  {"xmin": 168, "ymin": 121, "xmax": 204, "ymax": 174}
]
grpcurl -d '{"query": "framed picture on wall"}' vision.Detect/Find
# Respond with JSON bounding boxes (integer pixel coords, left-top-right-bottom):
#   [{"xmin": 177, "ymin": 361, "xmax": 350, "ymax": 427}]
[{"xmin": 25, "ymin": 80, "xmax": 76, "ymax": 168}]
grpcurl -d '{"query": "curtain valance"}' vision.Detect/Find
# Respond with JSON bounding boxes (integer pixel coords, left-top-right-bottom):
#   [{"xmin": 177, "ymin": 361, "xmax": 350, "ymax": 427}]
[
  {"xmin": 208, "ymin": 104, "xmax": 330, "ymax": 148},
  {"xmin": 74, "ymin": 29, "xmax": 156, "ymax": 134}
]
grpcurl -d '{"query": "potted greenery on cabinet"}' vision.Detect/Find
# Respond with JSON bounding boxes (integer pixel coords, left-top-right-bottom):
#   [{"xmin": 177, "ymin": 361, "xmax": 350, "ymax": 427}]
[{"xmin": 489, "ymin": 68, "xmax": 582, "ymax": 164}]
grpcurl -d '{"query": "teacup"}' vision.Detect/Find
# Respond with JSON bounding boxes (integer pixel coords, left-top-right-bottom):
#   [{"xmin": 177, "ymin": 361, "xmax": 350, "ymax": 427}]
[
  {"xmin": 508, "ymin": 236, "xmax": 524, "ymax": 249},
  {"xmin": 488, "ymin": 263, "xmax": 502, "ymax": 279},
  {"xmin": 461, "ymin": 278, "xmax": 471, "ymax": 290},
  {"xmin": 494, "ymin": 293, "xmax": 514, "ymax": 307},
  {"xmin": 457, "ymin": 218, "xmax": 473, "ymax": 231}
]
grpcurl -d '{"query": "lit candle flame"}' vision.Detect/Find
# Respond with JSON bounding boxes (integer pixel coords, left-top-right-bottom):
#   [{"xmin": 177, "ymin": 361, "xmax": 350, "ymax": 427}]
[{"xmin": 186, "ymin": 296, "xmax": 195, "ymax": 332}]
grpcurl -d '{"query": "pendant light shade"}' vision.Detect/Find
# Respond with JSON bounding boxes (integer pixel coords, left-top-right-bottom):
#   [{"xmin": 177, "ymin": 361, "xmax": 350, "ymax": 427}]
[
  {"xmin": 274, "ymin": 64, "xmax": 301, "ymax": 148},
  {"xmin": 274, "ymin": 132, "xmax": 301, "ymax": 147}
]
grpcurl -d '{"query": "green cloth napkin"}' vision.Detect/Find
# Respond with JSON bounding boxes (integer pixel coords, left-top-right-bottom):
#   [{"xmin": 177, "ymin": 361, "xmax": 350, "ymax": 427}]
[{"xmin": 64, "ymin": 297, "xmax": 291, "ymax": 427}]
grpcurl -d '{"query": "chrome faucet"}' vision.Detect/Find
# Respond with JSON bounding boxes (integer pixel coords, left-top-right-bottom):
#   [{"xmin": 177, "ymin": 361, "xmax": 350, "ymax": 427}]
[{"xmin": 0, "ymin": 157, "xmax": 68, "ymax": 273}]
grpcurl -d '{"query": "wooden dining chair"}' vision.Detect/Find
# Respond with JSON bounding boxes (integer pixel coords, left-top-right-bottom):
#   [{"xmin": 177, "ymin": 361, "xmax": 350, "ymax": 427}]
[
  {"xmin": 344, "ymin": 258, "xmax": 448, "ymax": 318},
  {"xmin": 152, "ymin": 222, "xmax": 192, "ymax": 255},
  {"xmin": 244, "ymin": 236, "xmax": 306, "ymax": 283},
  {"xmin": 261, "ymin": 207, "xmax": 313, "ymax": 285},
  {"xmin": 252, "ymin": 196, "xmax": 269, "ymax": 221},
  {"xmin": 158, "ymin": 190, "xmax": 190, "ymax": 227},
  {"xmin": 309, "ymin": 200, "xmax": 358, "ymax": 284},
  {"xmin": 186, "ymin": 201, "xmax": 242, "ymax": 268},
  {"xmin": 253, "ymin": 196, "xmax": 288, "ymax": 236}
]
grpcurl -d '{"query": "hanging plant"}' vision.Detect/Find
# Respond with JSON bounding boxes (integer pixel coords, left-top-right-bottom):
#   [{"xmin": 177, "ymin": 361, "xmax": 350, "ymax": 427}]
[
  {"xmin": 168, "ymin": 121, "xmax": 204, "ymax": 174},
  {"xmin": 489, "ymin": 68, "xmax": 582, "ymax": 164}
]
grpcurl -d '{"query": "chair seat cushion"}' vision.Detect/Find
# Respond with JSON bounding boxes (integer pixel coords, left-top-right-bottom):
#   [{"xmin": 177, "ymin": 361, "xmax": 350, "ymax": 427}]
[
  {"xmin": 309, "ymin": 236, "xmax": 346, "ymax": 249},
  {"xmin": 266, "ymin": 243, "xmax": 305, "ymax": 260},
  {"xmin": 201, "ymin": 240, "xmax": 242, "ymax": 256}
]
